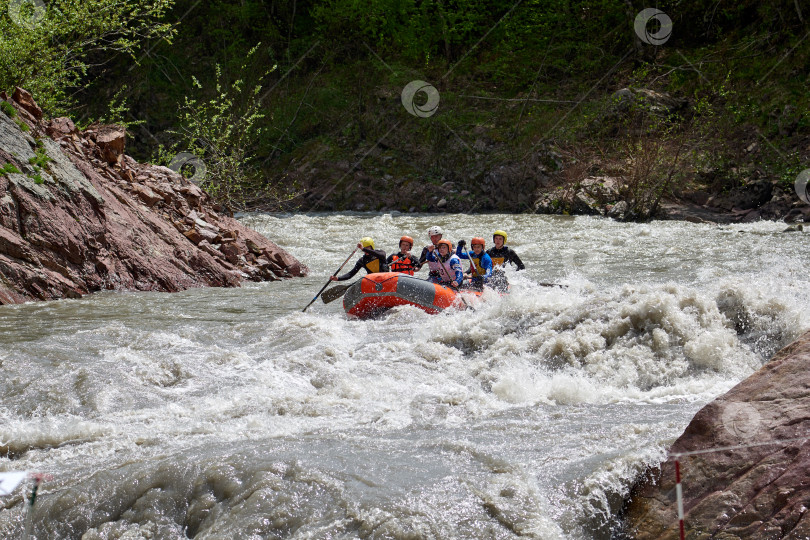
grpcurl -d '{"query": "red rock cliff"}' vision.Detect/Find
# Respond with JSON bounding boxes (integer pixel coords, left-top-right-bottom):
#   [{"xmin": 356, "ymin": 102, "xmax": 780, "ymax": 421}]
[{"xmin": 0, "ymin": 88, "xmax": 306, "ymax": 304}]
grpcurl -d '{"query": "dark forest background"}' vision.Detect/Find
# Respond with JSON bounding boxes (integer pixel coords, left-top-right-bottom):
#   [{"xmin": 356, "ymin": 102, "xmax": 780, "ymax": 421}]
[{"xmin": 1, "ymin": 0, "xmax": 808, "ymax": 216}]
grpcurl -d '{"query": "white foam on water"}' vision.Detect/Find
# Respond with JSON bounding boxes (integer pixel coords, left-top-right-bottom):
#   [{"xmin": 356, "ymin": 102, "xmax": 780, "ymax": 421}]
[{"xmin": 2, "ymin": 214, "xmax": 810, "ymax": 538}]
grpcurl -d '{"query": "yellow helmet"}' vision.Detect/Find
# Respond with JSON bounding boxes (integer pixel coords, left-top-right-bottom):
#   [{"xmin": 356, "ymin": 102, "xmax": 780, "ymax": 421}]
[
  {"xmin": 493, "ymin": 230, "xmax": 508, "ymax": 243},
  {"xmin": 359, "ymin": 237, "xmax": 375, "ymax": 249}
]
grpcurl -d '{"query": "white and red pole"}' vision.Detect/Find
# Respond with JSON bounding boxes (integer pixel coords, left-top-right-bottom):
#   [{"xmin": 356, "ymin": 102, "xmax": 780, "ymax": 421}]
[{"xmin": 675, "ymin": 459, "xmax": 685, "ymax": 540}]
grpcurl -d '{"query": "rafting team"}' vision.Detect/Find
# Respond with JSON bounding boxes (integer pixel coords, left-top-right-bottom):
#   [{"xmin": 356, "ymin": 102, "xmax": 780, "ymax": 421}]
[{"xmin": 329, "ymin": 226, "xmax": 524, "ymax": 292}]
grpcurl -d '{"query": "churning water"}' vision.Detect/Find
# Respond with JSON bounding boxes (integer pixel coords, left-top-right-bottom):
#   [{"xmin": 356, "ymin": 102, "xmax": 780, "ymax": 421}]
[{"xmin": 1, "ymin": 213, "xmax": 808, "ymax": 539}]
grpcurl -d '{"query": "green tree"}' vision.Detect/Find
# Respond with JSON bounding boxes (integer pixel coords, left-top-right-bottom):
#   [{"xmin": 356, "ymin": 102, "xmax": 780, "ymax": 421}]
[
  {"xmin": 0, "ymin": 0, "xmax": 175, "ymax": 114},
  {"xmin": 163, "ymin": 45, "xmax": 283, "ymax": 210}
]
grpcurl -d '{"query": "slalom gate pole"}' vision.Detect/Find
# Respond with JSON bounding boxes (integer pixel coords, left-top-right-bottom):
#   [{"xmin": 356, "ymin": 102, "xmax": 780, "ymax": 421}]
[
  {"xmin": 675, "ymin": 459, "xmax": 684, "ymax": 540},
  {"xmin": 21, "ymin": 476, "xmax": 41, "ymax": 540}
]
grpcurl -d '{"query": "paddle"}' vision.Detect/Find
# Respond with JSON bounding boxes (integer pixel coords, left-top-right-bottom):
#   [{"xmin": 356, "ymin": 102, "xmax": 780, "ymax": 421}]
[
  {"xmin": 302, "ymin": 248, "xmax": 358, "ymax": 312},
  {"xmin": 465, "ymin": 246, "xmax": 483, "ymax": 279},
  {"xmin": 468, "ymin": 253, "xmax": 482, "ymax": 278},
  {"xmin": 321, "ymin": 281, "xmax": 356, "ymax": 304},
  {"xmin": 455, "ymin": 246, "xmax": 480, "ymax": 294},
  {"xmin": 322, "ymin": 248, "xmax": 417, "ymax": 304},
  {"xmin": 452, "ymin": 240, "xmax": 483, "ymax": 292},
  {"xmin": 431, "ymin": 245, "xmax": 458, "ymax": 289}
]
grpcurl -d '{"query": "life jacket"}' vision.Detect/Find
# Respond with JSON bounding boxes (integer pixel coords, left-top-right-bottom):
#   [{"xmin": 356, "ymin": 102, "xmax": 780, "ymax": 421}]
[
  {"xmin": 468, "ymin": 255, "xmax": 486, "ymax": 278},
  {"xmin": 425, "ymin": 245, "xmax": 443, "ymax": 276},
  {"xmin": 390, "ymin": 253, "xmax": 416, "ymax": 275},
  {"xmin": 364, "ymin": 258, "xmax": 382, "ymax": 273},
  {"xmin": 488, "ymin": 246, "xmax": 509, "ymax": 268},
  {"xmin": 430, "ymin": 254, "xmax": 463, "ymax": 285}
]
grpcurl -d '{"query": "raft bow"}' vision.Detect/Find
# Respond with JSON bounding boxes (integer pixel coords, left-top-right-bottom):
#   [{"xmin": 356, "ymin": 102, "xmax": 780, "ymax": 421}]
[{"xmin": 343, "ymin": 272, "xmax": 481, "ymax": 318}]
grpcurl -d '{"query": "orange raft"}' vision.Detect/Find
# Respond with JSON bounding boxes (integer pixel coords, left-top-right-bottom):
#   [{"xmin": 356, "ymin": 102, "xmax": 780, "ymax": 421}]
[{"xmin": 343, "ymin": 272, "xmax": 481, "ymax": 319}]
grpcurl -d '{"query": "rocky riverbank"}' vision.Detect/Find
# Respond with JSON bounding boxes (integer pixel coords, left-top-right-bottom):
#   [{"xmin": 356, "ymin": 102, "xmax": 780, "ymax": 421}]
[
  {"xmin": 622, "ymin": 329, "xmax": 810, "ymax": 539},
  {"xmin": 273, "ymin": 86, "xmax": 808, "ymax": 223},
  {"xmin": 269, "ymin": 88, "xmax": 810, "ymax": 223},
  {"xmin": 0, "ymin": 88, "xmax": 306, "ymax": 305}
]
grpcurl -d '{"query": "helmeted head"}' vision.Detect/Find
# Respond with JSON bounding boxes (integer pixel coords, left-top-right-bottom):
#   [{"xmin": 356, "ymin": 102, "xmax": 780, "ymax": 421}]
[
  {"xmin": 399, "ymin": 235, "xmax": 414, "ymax": 251},
  {"xmin": 437, "ymin": 239, "xmax": 452, "ymax": 256},
  {"xmin": 493, "ymin": 230, "xmax": 507, "ymax": 248},
  {"xmin": 471, "ymin": 237, "xmax": 485, "ymax": 253},
  {"xmin": 359, "ymin": 237, "xmax": 375, "ymax": 249},
  {"xmin": 427, "ymin": 225, "xmax": 443, "ymax": 245}
]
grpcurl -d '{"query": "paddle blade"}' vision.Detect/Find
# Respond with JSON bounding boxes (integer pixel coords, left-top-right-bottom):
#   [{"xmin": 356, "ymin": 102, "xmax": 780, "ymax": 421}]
[{"xmin": 321, "ymin": 283, "xmax": 354, "ymax": 304}]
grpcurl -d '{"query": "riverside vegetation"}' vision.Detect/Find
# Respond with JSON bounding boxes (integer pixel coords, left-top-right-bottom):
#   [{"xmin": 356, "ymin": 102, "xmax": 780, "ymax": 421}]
[{"xmin": 0, "ymin": 0, "xmax": 808, "ymax": 217}]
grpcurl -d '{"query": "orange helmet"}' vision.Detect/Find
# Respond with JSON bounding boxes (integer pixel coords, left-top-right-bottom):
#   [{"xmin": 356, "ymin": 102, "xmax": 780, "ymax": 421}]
[
  {"xmin": 437, "ymin": 239, "xmax": 453, "ymax": 252},
  {"xmin": 400, "ymin": 235, "xmax": 414, "ymax": 247},
  {"xmin": 471, "ymin": 237, "xmax": 485, "ymax": 247}
]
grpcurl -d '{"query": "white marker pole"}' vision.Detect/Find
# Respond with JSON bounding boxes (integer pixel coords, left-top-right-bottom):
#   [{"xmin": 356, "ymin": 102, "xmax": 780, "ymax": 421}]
[
  {"xmin": 675, "ymin": 459, "xmax": 685, "ymax": 540},
  {"xmin": 21, "ymin": 475, "xmax": 43, "ymax": 540}
]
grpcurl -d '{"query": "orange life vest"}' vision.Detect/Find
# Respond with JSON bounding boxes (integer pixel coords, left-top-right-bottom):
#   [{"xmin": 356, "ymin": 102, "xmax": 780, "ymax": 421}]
[{"xmin": 390, "ymin": 253, "xmax": 417, "ymax": 275}]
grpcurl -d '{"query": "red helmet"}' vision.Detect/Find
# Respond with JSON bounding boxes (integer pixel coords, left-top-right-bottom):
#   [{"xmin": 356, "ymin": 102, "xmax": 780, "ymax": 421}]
[
  {"xmin": 471, "ymin": 237, "xmax": 485, "ymax": 247},
  {"xmin": 437, "ymin": 239, "xmax": 453, "ymax": 252},
  {"xmin": 400, "ymin": 235, "xmax": 414, "ymax": 247}
]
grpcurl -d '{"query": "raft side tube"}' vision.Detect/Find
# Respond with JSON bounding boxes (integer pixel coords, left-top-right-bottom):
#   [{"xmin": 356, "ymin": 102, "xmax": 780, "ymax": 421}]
[
  {"xmin": 343, "ymin": 273, "xmax": 483, "ymax": 319},
  {"xmin": 344, "ymin": 273, "xmax": 468, "ymax": 318}
]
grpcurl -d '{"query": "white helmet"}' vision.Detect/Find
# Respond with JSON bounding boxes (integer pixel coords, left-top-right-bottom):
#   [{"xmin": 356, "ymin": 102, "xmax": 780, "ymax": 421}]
[{"xmin": 427, "ymin": 226, "xmax": 443, "ymax": 236}]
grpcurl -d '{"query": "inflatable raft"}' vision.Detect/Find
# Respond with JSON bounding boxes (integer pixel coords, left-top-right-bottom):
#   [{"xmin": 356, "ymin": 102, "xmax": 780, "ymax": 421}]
[{"xmin": 343, "ymin": 272, "xmax": 481, "ymax": 318}]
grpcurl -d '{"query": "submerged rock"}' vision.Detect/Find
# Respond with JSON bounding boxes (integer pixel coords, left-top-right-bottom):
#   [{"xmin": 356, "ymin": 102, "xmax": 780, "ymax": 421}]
[
  {"xmin": 0, "ymin": 89, "xmax": 307, "ymax": 304},
  {"xmin": 624, "ymin": 330, "xmax": 810, "ymax": 539}
]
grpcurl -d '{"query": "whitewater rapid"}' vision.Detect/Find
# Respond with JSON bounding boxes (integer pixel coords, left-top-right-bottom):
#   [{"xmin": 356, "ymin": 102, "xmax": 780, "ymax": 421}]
[{"xmin": 0, "ymin": 213, "xmax": 808, "ymax": 539}]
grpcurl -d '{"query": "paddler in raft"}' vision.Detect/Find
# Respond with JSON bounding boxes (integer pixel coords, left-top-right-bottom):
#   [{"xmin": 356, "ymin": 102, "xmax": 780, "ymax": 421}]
[
  {"xmin": 487, "ymin": 230, "xmax": 524, "ymax": 291},
  {"xmin": 387, "ymin": 235, "xmax": 421, "ymax": 275},
  {"xmin": 418, "ymin": 225, "xmax": 445, "ymax": 282},
  {"xmin": 330, "ymin": 237, "xmax": 388, "ymax": 282},
  {"xmin": 456, "ymin": 237, "xmax": 493, "ymax": 291},
  {"xmin": 424, "ymin": 239, "xmax": 464, "ymax": 288}
]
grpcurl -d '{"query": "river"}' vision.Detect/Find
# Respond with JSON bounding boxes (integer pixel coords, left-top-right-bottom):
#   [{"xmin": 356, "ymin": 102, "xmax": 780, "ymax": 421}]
[{"xmin": 1, "ymin": 213, "xmax": 808, "ymax": 539}]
